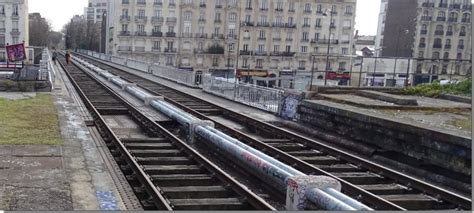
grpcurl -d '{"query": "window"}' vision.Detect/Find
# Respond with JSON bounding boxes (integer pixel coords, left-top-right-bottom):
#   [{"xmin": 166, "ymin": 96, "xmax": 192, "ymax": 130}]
[
  {"xmin": 153, "ymin": 41, "xmax": 161, "ymax": 49},
  {"xmin": 137, "ymin": 25, "xmax": 144, "ymax": 32},
  {"xmin": 301, "ymin": 46, "xmax": 307, "ymax": 53},
  {"xmin": 304, "ymin": 3, "xmax": 311, "ymax": 12},
  {"xmin": 345, "ymin": 6, "xmax": 352, "ymax": 14},
  {"xmin": 259, "ymin": 30, "xmax": 265, "ymax": 38},
  {"xmin": 257, "ymin": 44, "xmax": 265, "ymax": 52},
  {"xmin": 302, "ymin": 32, "xmax": 309, "ymax": 40},
  {"xmin": 229, "ymin": 13, "xmax": 237, "ymax": 22},
  {"xmin": 260, "ymin": 0, "xmax": 268, "ymax": 10},
  {"xmin": 288, "ymin": 17, "xmax": 294, "ymax": 25},
  {"xmin": 273, "ymin": 45, "xmax": 280, "ymax": 52},
  {"xmin": 289, "ymin": 2, "xmax": 295, "ymax": 11},
  {"xmin": 298, "ymin": 61, "xmax": 306, "ymax": 69},
  {"xmin": 342, "ymin": 48, "xmax": 348, "ymax": 55},
  {"xmin": 256, "ymin": 59, "xmax": 263, "ymax": 67},
  {"xmin": 0, "ymin": 5, "xmax": 4, "ymax": 15},
  {"xmin": 138, "ymin": 9, "xmax": 145, "ymax": 17},
  {"xmin": 246, "ymin": 0, "xmax": 251, "ymax": 8},
  {"xmin": 121, "ymin": 24, "xmax": 128, "ymax": 31},
  {"xmin": 276, "ymin": 1, "xmax": 283, "ymax": 10},
  {"xmin": 184, "ymin": 11, "xmax": 191, "ymax": 21},
  {"xmin": 339, "ymin": 62, "xmax": 346, "ymax": 70},
  {"xmin": 418, "ymin": 51, "xmax": 424, "ymax": 58},
  {"xmin": 432, "ymin": 51, "xmax": 440, "ymax": 59}
]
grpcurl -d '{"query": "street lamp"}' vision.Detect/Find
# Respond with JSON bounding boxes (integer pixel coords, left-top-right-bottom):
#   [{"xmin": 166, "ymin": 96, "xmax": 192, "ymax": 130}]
[{"xmin": 323, "ymin": 9, "xmax": 334, "ymax": 86}]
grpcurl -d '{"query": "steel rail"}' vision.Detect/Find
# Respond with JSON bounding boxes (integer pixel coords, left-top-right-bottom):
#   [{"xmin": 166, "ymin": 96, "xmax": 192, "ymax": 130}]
[{"xmin": 58, "ymin": 55, "xmax": 276, "ymax": 211}]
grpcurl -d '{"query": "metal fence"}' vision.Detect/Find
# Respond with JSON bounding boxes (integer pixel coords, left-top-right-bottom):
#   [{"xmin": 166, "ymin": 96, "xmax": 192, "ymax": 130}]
[
  {"xmin": 39, "ymin": 48, "xmax": 56, "ymax": 90},
  {"xmin": 77, "ymin": 49, "xmax": 200, "ymax": 88},
  {"xmin": 202, "ymin": 74, "xmax": 284, "ymax": 113}
]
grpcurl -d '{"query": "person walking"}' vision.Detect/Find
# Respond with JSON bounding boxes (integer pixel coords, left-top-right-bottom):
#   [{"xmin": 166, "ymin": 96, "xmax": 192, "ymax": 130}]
[
  {"xmin": 65, "ymin": 51, "xmax": 71, "ymax": 65},
  {"xmin": 52, "ymin": 50, "xmax": 57, "ymax": 65}
]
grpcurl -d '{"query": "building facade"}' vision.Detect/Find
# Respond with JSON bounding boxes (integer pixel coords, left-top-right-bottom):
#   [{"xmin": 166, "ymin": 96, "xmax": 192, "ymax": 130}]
[
  {"xmin": 0, "ymin": 0, "xmax": 29, "ymax": 62},
  {"xmin": 374, "ymin": 0, "xmax": 387, "ymax": 56},
  {"xmin": 84, "ymin": 0, "xmax": 108, "ymax": 23},
  {"xmin": 413, "ymin": 0, "xmax": 472, "ymax": 83},
  {"xmin": 106, "ymin": 0, "xmax": 357, "ymax": 81}
]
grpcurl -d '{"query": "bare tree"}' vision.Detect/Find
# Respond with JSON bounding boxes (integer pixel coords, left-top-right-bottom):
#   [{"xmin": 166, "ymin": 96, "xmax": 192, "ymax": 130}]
[
  {"xmin": 29, "ymin": 13, "xmax": 52, "ymax": 46},
  {"xmin": 63, "ymin": 16, "xmax": 100, "ymax": 52}
]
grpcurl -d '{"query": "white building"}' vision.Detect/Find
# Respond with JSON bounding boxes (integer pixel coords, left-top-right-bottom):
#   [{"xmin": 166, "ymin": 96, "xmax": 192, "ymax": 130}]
[
  {"xmin": 0, "ymin": 0, "xmax": 29, "ymax": 62},
  {"xmin": 84, "ymin": 0, "xmax": 107, "ymax": 23},
  {"xmin": 106, "ymin": 0, "xmax": 357, "ymax": 84},
  {"xmin": 375, "ymin": 0, "xmax": 388, "ymax": 56}
]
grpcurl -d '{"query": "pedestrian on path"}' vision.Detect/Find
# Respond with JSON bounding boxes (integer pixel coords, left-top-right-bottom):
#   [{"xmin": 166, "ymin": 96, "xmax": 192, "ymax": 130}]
[
  {"xmin": 52, "ymin": 50, "xmax": 57, "ymax": 65},
  {"xmin": 65, "ymin": 50, "xmax": 71, "ymax": 65}
]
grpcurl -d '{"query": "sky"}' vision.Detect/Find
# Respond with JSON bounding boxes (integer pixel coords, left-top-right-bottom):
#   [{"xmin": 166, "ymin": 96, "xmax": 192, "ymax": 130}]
[{"xmin": 30, "ymin": 0, "xmax": 382, "ymax": 35}]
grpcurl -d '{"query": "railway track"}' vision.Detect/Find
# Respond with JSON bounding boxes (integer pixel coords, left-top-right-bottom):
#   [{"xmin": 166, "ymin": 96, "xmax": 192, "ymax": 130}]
[
  {"xmin": 77, "ymin": 53, "xmax": 472, "ymax": 211},
  {"xmin": 57, "ymin": 55, "xmax": 275, "ymax": 211}
]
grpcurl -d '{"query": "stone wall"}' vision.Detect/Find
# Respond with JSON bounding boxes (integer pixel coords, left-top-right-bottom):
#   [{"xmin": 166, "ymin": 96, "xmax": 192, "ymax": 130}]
[{"xmin": 0, "ymin": 80, "xmax": 51, "ymax": 92}]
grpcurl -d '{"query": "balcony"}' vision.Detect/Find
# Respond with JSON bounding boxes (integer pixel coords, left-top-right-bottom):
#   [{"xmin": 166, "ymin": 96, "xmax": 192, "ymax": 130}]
[
  {"xmin": 448, "ymin": 18, "xmax": 458, "ymax": 22},
  {"xmin": 207, "ymin": 45, "xmax": 225, "ymax": 54},
  {"xmin": 120, "ymin": 15, "xmax": 131, "ymax": 22},
  {"xmin": 458, "ymin": 45, "xmax": 464, "ymax": 49},
  {"xmin": 302, "ymin": 24, "xmax": 310, "ymax": 28},
  {"xmin": 151, "ymin": 16, "xmax": 164, "ymax": 24},
  {"xmin": 438, "ymin": 3, "xmax": 448, "ymax": 8},
  {"xmin": 446, "ymin": 31, "xmax": 453, "ymax": 36},
  {"xmin": 153, "ymin": 1, "xmax": 162, "ymax": 6},
  {"xmin": 166, "ymin": 32, "xmax": 176, "ymax": 37},
  {"xmin": 298, "ymin": 67, "xmax": 306, "ymax": 71},
  {"xmin": 315, "ymin": 24, "xmax": 322, "ymax": 28},
  {"xmin": 211, "ymin": 34, "xmax": 224, "ymax": 39},
  {"xmin": 301, "ymin": 38, "xmax": 309, "ymax": 43},
  {"xmin": 256, "ymin": 22, "xmax": 270, "ymax": 27},
  {"xmin": 151, "ymin": 31, "xmax": 163, "ymax": 37},
  {"xmin": 240, "ymin": 50, "xmax": 251, "ymax": 55},
  {"xmin": 461, "ymin": 18, "xmax": 470, "ymax": 23},
  {"xmin": 420, "ymin": 30, "xmax": 427, "ymax": 34},
  {"xmin": 434, "ymin": 30, "xmax": 444, "ymax": 35},
  {"xmin": 241, "ymin": 21, "xmax": 254, "ymax": 26},
  {"xmin": 316, "ymin": 10, "xmax": 323, "ymax": 14},
  {"xmin": 227, "ymin": 34, "xmax": 237, "ymax": 39},
  {"xmin": 260, "ymin": 7, "xmax": 269, "ymax": 11},
  {"xmin": 272, "ymin": 37, "xmax": 282, "ymax": 41},
  {"xmin": 341, "ymin": 40, "xmax": 350, "ymax": 44},
  {"xmin": 135, "ymin": 46, "xmax": 145, "ymax": 52},
  {"xmin": 444, "ymin": 44, "xmax": 451, "ymax": 49},
  {"xmin": 137, "ymin": 1, "xmax": 146, "ymax": 6},
  {"xmin": 286, "ymin": 38, "xmax": 293, "ymax": 42},
  {"xmin": 272, "ymin": 23, "xmax": 296, "ymax": 28},
  {"xmin": 119, "ymin": 31, "xmax": 131, "ymax": 36},
  {"xmin": 121, "ymin": 0, "xmax": 129, "ymax": 4},
  {"xmin": 433, "ymin": 44, "xmax": 442, "ymax": 49},
  {"xmin": 181, "ymin": 33, "xmax": 193, "ymax": 38},
  {"xmin": 243, "ymin": 36, "xmax": 251, "ymax": 40},
  {"xmin": 245, "ymin": 7, "xmax": 252, "ymax": 10},
  {"xmin": 135, "ymin": 16, "xmax": 148, "ymax": 23},
  {"xmin": 312, "ymin": 39, "xmax": 339, "ymax": 44},
  {"xmin": 214, "ymin": 19, "xmax": 222, "ymax": 24},
  {"xmin": 436, "ymin": 17, "xmax": 446, "ymax": 21},
  {"xmin": 152, "ymin": 47, "xmax": 161, "ymax": 52},
  {"xmin": 418, "ymin": 43, "xmax": 426, "ymax": 48},
  {"xmin": 169, "ymin": 2, "xmax": 176, "ymax": 7},
  {"xmin": 422, "ymin": 2, "xmax": 434, "ymax": 7},
  {"xmin": 288, "ymin": 9, "xmax": 295, "ymax": 12},
  {"xmin": 215, "ymin": 4, "xmax": 223, "ymax": 9},
  {"xmin": 198, "ymin": 18, "xmax": 206, "ymax": 23},
  {"xmin": 344, "ymin": 12, "xmax": 353, "ymax": 16},
  {"xmin": 166, "ymin": 17, "xmax": 177, "ymax": 23},
  {"xmin": 199, "ymin": 3, "xmax": 206, "ymax": 8},
  {"xmin": 164, "ymin": 48, "xmax": 177, "ymax": 53},
  {"xmin": 118, "ymin": 46, "xmax": 132, "ymax": 52},
  {"xmin": 421, "ymin": 16, "xmax": 432, "ymax": 21},
  {"xmin": 275, "ymin": 8, "xmax": 284, "ymax": 12},
  {"xmin": 257, "ymin": 37, "xmax": 266, "ymax": 41},
  {"xmin": 303, "ymin": 10, "xmax": 312, "ymax": 14},
  {"xmin": 449, "ymin": 3, "xmax": 461, "ymax": 9},
  {"xmin": 0, "ymin": 28, "xmax": 5, "ymax": 33},
  {"xmin": 462, "ymin": 5, "xmax": 472, "ymax": 10},
  {"xmin": 135, "ymin": 31, "xmax": 147, "ymax": 36},
  {"xmin": 195, "ymin": 33, "xmax": 208, "ymax": 38},
  {"xmin": 460, "ymin": 32, "xmax": 466, "ymax": 36}
]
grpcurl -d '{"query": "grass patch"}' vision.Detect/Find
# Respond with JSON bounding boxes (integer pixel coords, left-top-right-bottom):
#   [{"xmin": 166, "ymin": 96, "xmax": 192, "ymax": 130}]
[
  {"xmin": 402, "ymin": 78, "xmax": 472, "ymax": 97},
  {"xmin": 0, "ymin": 94, "xmax": 62, "ymax": 145},
  {"xmin": 447, "ymin": 117, "xmax": 472, "ymax": 131}
]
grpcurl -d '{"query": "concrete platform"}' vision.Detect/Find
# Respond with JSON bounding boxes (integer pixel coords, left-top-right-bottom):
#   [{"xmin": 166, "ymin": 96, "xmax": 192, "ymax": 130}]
[{"xmin": 0, "ymin": 63, "xmax": 137, "ymax": 210}]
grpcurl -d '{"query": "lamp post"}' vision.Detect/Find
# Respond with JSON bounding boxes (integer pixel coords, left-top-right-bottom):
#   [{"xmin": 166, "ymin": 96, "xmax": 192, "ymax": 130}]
[
  {"xmin": 309, "ymin": 54, "xmax": 315, "ymax": 90},
  {"xmin": 323, "ymin": 9, "xmax": 334, "ymax": 86}
]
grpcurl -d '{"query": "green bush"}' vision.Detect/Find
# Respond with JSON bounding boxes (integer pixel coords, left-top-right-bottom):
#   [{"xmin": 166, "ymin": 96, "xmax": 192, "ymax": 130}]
[{"xmin": 402, "ymin": 78, "xmax": 471, "ymax": 97}]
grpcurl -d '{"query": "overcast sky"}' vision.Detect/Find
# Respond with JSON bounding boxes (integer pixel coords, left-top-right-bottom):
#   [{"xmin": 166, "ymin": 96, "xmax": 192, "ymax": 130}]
[{"xmin": 30, "ymin": 0, "xmax": 383, "ymax": 35}]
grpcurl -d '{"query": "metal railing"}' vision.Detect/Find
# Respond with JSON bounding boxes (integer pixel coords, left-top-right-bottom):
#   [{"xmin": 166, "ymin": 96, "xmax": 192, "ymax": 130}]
[
  {"xmin": 39, "ymin": 48, "xmax": 56, "ymax": 91},
  {"xmin": 202, "ymin": 75, "xmax": 284, "ymax": 113}
]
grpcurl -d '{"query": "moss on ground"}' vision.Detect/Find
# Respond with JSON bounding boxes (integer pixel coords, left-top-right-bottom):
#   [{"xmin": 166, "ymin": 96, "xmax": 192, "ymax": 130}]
[
  {"xmin": 447, "ymin": 117, "xmax": 472, "ymax": 131},
  {"xmin": 0, "ymin": 94, "xmax": 62, "ymax": 145},
  {"xmin": 402, "ymin": 78, "xmax": 472, "ymax": 97}
]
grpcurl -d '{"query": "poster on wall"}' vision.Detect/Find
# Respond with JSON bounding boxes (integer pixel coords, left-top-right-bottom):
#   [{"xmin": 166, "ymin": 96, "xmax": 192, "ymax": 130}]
[{"xmin": 6, "ymin": 43, "xmax": 26, "ymax": 62}]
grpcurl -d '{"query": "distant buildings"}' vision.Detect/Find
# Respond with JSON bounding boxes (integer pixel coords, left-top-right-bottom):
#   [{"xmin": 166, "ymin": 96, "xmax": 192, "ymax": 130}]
[
  {"xmin": 105, "ymin": 0, "xmax": 357, "ymax": 82},
  {"xmin": 0, "ymin": 0, "xmax": 29, "ymax": 62},
  {"xmin": 84, "ymin": 0, "xmax": 107, "ymax": 24},
  {"xmin": 375, "ymin": 0, "xmax": 472, "ymax": 84}
]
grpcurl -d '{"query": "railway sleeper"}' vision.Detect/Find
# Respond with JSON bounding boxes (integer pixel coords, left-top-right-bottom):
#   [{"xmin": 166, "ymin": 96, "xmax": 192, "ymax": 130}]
[
  {"xmin": 135, "ymin": 157, "xmax": 193, "ymax": 165},
  {"xmin": 143, "ymin": 165, "xmax": 204, "ymax": 175},
  {"xmin": 333, "ymin": 172, "xmax": 390, "ymax": 185},
  {"xmin": 161, "ymin": 186, "xmax": 235, "ymax": 199},
  {"xmin": 356, "ymin": 184, "xmax": 412, "ymax": 195},
  {"xmin": 130, "ymin": 149, "xmax": 185, "ymax": 157},
  {"xmin": 126, "ymin": 143, "xmax": 175, "ymax": 150},
  {"xmin": 313, "ymin": 164, "xmax": 361, "ymax": 173},
  {"xmin": 169, "ymin": 198, "xmax": 248, "ymax": 210},
  {"xmin": 297, "ymin": 156, "xmax": 341, "ymax": 165},
  {"xmin": 150, "ymin": 174, "xmax": 217, "ymax": 187},
  {"xmin": 379, "ymin": 194, "xmax": 455, "ymax": 210}
]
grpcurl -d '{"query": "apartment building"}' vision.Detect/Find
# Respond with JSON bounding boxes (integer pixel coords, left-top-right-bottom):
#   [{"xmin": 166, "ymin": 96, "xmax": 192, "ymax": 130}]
[
  {"xmin": 106, "ymin": 0, "xmax": 356, "ymax": 80},
  {"xmin": 0, "ymin": 0, "xmax": 29, "ymax": 62},
  {"xmin": 84, "ymin": 0, "xmax": 108, "ymax": 23},
  {"xmin": 413, "ymin": 0, "xmax": 472, "ymax": 83},
  {"xmin": 374, "ymin": 0, "xmax": 387, "ymax": 56}
]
